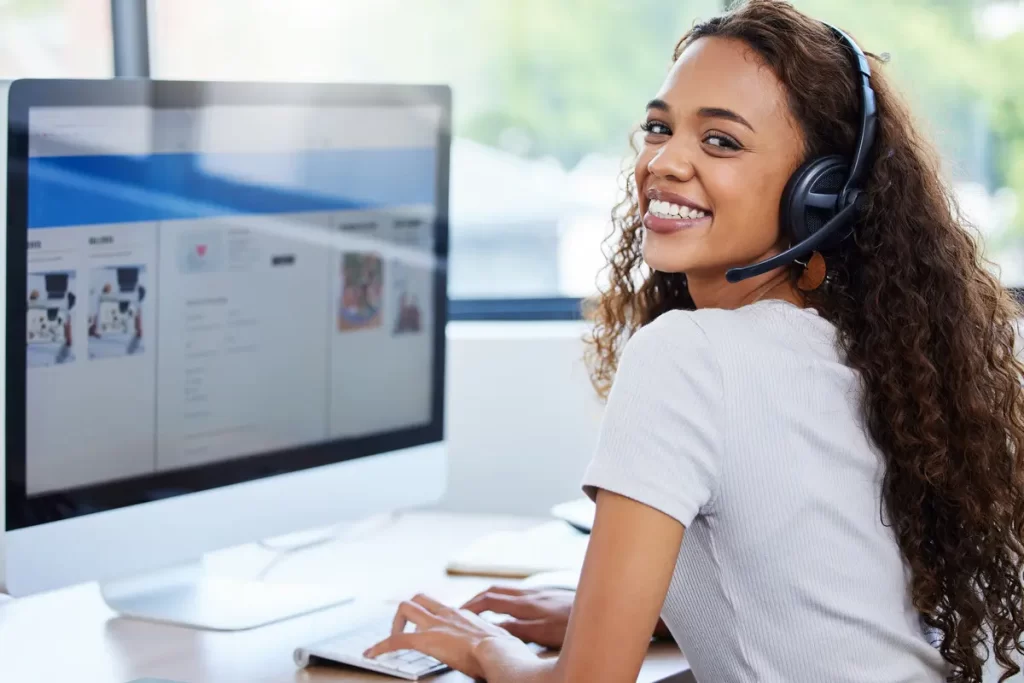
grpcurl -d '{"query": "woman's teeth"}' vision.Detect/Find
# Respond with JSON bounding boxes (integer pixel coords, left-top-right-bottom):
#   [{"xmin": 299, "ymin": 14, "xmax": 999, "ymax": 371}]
[{"xmin": 649, "ymin": 199, "xmax": 708, "ymax": 220}]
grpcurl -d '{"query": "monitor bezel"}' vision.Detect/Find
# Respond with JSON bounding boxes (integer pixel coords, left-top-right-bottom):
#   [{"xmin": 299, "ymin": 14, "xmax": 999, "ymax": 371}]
[{"xmin": 5, "ymin": 79, "xmax": 451, "ymax": 531}]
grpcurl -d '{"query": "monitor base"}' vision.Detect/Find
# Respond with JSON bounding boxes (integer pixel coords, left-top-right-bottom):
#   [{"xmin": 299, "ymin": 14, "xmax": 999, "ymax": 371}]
[{"xmin": 100, "ymin": 564, "xmax": 352, "ymax": 631}]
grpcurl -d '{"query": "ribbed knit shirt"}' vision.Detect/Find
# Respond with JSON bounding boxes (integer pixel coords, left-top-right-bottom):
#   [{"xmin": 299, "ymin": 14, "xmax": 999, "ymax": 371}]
[{"xmin": 582, "ymin": 300, "xmax": 948, "ymax": 683}]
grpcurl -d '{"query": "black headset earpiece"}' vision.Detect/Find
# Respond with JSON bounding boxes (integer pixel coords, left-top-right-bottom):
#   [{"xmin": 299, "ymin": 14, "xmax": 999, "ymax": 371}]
[
  {"xmin": 726, "ymin": 24, "xmax": 878, "ymax": 283},
  {"xmin": 781, "ymin": 154, "xmax": 851, "ymax": 247}
]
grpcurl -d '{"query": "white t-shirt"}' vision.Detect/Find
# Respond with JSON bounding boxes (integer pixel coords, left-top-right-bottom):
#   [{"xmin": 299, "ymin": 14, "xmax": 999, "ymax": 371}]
[{"xmin": 582, "ymin": 300, "xmax": 948, "ymax": 683}]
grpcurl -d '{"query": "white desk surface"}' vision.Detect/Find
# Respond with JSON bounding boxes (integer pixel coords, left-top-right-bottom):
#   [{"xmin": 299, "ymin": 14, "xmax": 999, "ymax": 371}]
[{"xmin": 0, "ymin": 511, "xmax": 691, "ymax": 683}]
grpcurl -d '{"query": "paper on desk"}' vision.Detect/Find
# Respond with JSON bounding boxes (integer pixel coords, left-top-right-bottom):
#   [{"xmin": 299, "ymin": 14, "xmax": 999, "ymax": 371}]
[{"xmin": 445, "ymin": 521, "xmax": 589, "ymax": 579}]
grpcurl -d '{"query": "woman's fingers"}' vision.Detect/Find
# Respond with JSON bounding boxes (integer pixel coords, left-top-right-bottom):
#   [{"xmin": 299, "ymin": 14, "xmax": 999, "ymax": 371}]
[
  {"xmin": 460, "ymin": 586, "xmax": 530, "ymax": 610},
  {"xmin": 365, "ymin": 593, "xmax": 526, "ymax": 681},
  {"xmin": 462, "ymin": 592, "xmax": 540, "ymax": 619},
  {"xmin": 364, "ymin": 632, "xmax": 419, "ymax": 659},
  {"xmin": 391, "ymin": 599, "xmax": 440, "ymax": 636},
  {"xmin": 410, "ymin": 593, "xmax": 452, "ymax": 614},
  {"xmin": 473, "ymin": 585, "xmax": 529, "ymax": 598}
]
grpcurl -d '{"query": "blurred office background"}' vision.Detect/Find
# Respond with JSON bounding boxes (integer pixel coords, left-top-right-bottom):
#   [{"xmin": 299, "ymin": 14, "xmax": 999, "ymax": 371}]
[
  {"xmin": 7, "ymin": 0, "xmax": 1024, "ymax": 302},
  {"xmin": 5, "ymin": 0, "xmax": 1024, "ymax": 517}
]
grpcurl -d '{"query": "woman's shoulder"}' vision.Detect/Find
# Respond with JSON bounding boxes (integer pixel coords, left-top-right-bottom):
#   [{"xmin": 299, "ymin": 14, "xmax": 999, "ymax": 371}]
[
  {"xmin": 631, "ymin": 302, "xmax": 801, "ymax": 346},
  {"xmin": 617, "ymin": 310, "xmax": 721, "ymax": 390},
  {"xmin": 625, "ymin": 302, "xmax": 833, "ymax": 369},
  {"xmin": 625, "ymin": 308, "xmax": 713, "ymax": 357}
]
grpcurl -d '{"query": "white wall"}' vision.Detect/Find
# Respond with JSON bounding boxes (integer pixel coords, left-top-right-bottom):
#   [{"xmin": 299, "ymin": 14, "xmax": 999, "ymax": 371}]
[{"xmin": 442, "ymin": 321, "xmax": 604, "ymax": 517}]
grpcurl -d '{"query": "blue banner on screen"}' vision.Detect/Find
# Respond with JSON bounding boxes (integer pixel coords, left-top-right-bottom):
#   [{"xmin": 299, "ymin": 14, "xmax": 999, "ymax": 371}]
[{"xmin": 28, "ymin": 148, "xmax": 437, "ymax": 228}]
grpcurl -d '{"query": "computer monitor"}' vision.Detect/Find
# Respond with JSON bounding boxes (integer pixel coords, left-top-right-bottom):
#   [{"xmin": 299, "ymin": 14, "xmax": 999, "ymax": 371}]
[{"xmin": 0, "ymin": 79, "xmax": 451, "ymax": 630}]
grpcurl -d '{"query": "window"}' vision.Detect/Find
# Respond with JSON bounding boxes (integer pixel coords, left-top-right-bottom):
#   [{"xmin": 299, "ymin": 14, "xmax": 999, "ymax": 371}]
[
  {"xmin": 148, "ymin": 0, "xmax": 721, "ymax": 302},
  {"xmin": 0, "ymin": 0, "xmax": 112, "ymax": 78},
  {"xmin": 792, "ymin": 0, "xmax": 1024, "ymax": 285}
]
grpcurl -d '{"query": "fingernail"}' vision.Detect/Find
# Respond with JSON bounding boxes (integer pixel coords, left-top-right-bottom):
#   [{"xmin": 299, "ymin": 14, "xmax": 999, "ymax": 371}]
[{"xmin": 363, "ymin": 649, "xmax": 374, "ymax": 658}]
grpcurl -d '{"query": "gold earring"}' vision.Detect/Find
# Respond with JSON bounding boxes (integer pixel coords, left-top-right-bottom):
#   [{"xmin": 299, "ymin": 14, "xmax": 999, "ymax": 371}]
[{"xmin": 797, "ymin": 251, "xmax": 827, "ymax": 291}]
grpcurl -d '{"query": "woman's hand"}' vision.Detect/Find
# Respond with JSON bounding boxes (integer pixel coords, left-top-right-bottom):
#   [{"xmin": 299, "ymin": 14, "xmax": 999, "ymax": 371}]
[
  {"xmin": 363, "ymin": 593, "xmax": 538, "ymax": 681},
  {"xmin": 461, "ymin": 586, "xmax": 574, "ymax": 649},
  {"xmin": 462, "ymin": 586, "xmax": 675, "ymax": 647}
]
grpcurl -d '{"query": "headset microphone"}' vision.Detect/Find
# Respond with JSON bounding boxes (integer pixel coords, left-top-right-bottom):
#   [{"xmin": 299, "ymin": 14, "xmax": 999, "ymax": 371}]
[
  {"xmin": 726, "ymin": 196, "xmax": 862, "ymax": 282},
  {"xmin": 725, "ymin": 24, "xmax": 878, "ymax": 284}
]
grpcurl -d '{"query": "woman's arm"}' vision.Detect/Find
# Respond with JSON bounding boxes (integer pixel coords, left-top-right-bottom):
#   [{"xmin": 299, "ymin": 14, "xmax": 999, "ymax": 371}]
[
  {"xmin": 364, "ymin": 489, "xmax": 684, "ymax": 683},
  {"xmin": 525, "ymin": 489, "xmax": 684, "ymax": 682}
]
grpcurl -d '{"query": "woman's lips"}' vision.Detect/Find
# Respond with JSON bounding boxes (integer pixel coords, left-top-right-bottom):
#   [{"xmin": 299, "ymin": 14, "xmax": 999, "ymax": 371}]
[{"xmin": 643, "ymin": 211, "xmax": 712, "ymax": 234}]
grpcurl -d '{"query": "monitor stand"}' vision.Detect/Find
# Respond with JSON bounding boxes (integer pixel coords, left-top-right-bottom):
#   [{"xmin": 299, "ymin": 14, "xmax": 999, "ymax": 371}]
[{"xmin": 100, "ymin": 562, "xmax": 353, "ymax": 631}]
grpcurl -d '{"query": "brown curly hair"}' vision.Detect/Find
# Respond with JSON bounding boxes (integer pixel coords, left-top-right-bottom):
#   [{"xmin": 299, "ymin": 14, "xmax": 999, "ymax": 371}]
[{"xmin": 585, "ymin": 1, "xmax": 1024, "ymax": 680}]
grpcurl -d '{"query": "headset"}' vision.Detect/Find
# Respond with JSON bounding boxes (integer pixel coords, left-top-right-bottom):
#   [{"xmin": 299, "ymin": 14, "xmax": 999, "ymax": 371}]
[{"xmin": 725, "ymin": 24, "xmax": 878, "ymax": 283}]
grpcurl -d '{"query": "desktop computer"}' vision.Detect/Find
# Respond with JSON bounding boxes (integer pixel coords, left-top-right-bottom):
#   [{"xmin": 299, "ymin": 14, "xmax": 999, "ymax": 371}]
[{"xmin": 0, "ymin": 79, "xmax": 452, "ymax": 631}]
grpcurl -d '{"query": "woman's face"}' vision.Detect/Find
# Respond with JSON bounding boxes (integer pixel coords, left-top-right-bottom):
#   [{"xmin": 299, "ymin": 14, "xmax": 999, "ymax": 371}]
[{"xmin": 635, "ymin": 37, "xmax": 806, "ymax": 277}]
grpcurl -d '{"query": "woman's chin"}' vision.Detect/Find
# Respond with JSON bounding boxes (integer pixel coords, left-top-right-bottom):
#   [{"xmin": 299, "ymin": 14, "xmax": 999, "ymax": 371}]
[{"xmin": 641, "ymin": 241, "xmax": 694, "ymax": 274}]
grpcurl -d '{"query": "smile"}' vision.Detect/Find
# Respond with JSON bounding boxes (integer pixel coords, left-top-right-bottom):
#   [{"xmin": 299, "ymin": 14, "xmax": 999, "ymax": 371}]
[
  {"xmin": 643, "ymin": 196, "xmax": 712, "ymax": 234},
  {"xmin": 649, "ymin": 199, "xmax": 709, "ymax": 220}
]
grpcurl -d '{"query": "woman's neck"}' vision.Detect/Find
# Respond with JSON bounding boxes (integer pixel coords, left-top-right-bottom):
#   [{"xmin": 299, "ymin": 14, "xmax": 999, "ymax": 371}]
[{"xmin": 685, "ymin": 269, "xmax": 803, "ymax": 310}]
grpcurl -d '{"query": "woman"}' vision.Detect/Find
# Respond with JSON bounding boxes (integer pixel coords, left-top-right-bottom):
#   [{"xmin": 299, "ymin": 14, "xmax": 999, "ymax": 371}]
[{"xmin": 365, "ymin": 1, "xmax": 1024, "ymax": 681}]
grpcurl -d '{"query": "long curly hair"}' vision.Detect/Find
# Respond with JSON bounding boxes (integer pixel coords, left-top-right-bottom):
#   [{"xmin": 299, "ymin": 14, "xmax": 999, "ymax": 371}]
[{"xmin": 585, "ymin": 1, "xmax": 1024, "ymax": 680}]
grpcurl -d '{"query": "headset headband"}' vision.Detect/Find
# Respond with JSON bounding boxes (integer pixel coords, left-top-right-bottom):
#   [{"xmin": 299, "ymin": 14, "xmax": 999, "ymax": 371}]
[{"xmin": 825, "ymin": 24, "xmax": 878, "ymax": 207}]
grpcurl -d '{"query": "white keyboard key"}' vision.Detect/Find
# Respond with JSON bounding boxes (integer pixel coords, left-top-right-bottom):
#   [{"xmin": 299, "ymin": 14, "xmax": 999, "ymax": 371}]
[
  {"xmin": 397, "ymin": 660, "xmax": 433, "ymax": 675},
  {"xmin": 398, "ymin": 651, "xmax": 426, "ymax": 663}
]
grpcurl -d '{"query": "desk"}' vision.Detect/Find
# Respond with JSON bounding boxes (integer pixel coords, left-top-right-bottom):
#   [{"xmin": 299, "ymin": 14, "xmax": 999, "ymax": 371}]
[{"xmin": 0, "ymin": 512, "xmax": 691, "ymax": 683}]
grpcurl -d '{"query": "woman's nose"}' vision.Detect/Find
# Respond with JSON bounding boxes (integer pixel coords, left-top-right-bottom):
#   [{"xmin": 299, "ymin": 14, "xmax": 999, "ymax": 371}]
[{"xmin": 647, "ymin": 144, "xmax": 696, "ymax": 183}]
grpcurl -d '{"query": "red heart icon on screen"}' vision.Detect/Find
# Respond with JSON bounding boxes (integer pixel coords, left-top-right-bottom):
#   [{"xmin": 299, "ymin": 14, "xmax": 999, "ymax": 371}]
[{"xmin": 196, "ymin": 244, "xmax": 207, "ymax": 257}]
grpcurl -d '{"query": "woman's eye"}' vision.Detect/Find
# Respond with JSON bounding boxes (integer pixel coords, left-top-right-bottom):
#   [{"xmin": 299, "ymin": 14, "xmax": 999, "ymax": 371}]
[
  {"xmin": 703, "ymin": 133, "xmax": 741, "ymax": 151},
  {"xmin": 641, "ymin": 121, "xmax": 671, "ymax": 137}
]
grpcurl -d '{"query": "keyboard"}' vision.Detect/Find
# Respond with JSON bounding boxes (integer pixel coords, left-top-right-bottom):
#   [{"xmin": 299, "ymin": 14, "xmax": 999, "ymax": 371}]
[{"xmin": 294, "ymin": 619, "xmax": 448, "ymax": 680}]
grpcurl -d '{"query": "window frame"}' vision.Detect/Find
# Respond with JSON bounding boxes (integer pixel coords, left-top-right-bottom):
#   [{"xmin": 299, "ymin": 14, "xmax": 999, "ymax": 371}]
[
  {"xmin": 111, "ymin": 0, "xmax": 150, "ymax": 78},
  {"xmin": 449, "ymin": 297, "xmax": 584, "ymax": 322},
  {"xmin": 112, "ymin": 1, "xmax": 1024, "ymax": 321}
]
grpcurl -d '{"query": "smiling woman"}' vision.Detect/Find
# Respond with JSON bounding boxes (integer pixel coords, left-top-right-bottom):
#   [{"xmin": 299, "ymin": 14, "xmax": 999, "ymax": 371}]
[
  {"xmin": 633, "ymin": 37, "xmax": 808, "ymax": 288},
  {"xmin": 368, "ymin": 2, "xmax": 1024, "ymax": 682}
]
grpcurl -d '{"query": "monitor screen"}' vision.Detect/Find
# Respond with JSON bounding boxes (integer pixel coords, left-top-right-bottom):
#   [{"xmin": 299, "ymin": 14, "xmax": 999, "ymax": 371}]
[{"xmin": 6, "ymin": 82, "xmax": 450, "ymax": 529}]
